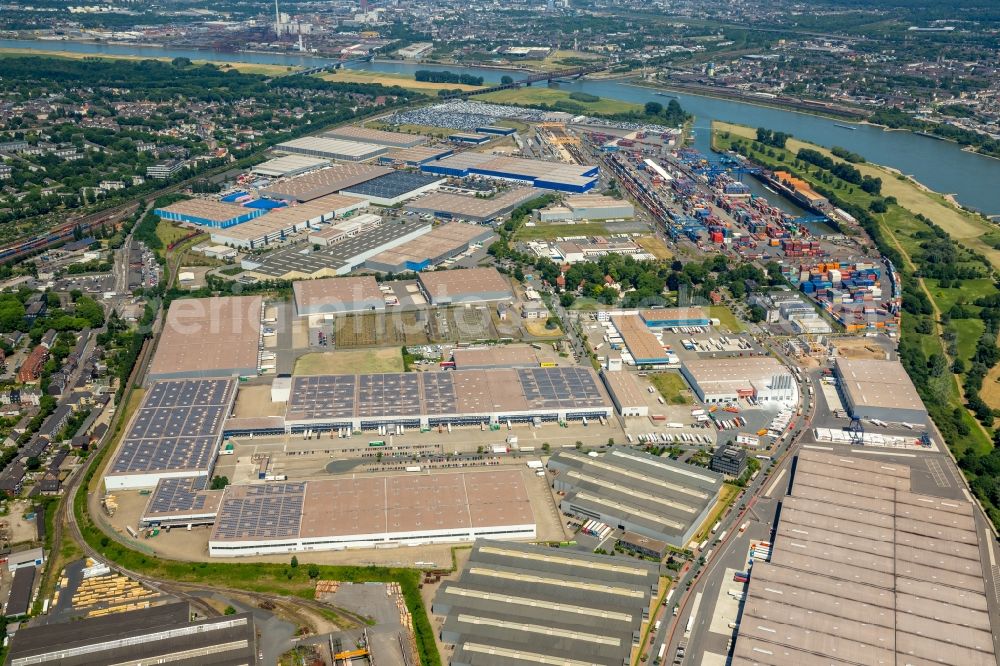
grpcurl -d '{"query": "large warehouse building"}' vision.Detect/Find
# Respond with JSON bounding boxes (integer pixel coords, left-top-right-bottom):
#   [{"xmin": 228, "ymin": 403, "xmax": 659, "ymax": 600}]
[
  {"xmin": 433, "ymin": 540, "xmax": 658, "ymax": 666},
  {"xmin": 104, "ymin": 378, "xmax": 237, "ymax": 490},
  {"xmin": 640, "ymin": 306, "xmax": 710, "ymax": 329},
  {"xmin": 364, "ymin": 222, "xmax": 493, "ymax": 273},
  {"xmin": 259, "ymin": 164, "xmax": 391, "ymax": 202},
  {"xmin": 274, "ymin": 136, "xmax": 388, "ymax": 162},
  {"xmin": 154, "ymin": 199, "xmax": 264, "ymax": 229},
  {"xmin": 207, "ymin": 471, "xmax": 535, "ymax": 556},
  {"xmin": 417, "ymin": 266, "xmax": 513, "ymax": 304},
  {"xmin": 547, "ymin": 449, "xmax": 722, "ymax": 548},
  {"xmin": 539, "ymin": 194, "xmax": 635, "ymax": 222},
  {"xmin": 340, "ymin": 171, "xmax": 444, "ymax": 206},
  {"xmin": 251, "ymin": 154, "xmax": 329, "ymax": 178},
  {"xmin": 421, "ymin": 152, "xmax": 598, "ymax": 193},
  {"xmin": 147, "ymin": 296, "xmax": 263, "ymax": 382},
  {"xmin": 600, "ymin": 369, "xmax": 649, "ymax": 417},
  {"xmin": 731, "ymin": 449, "xmax": 996, "ymax": 666},
  {"xmin": 612, "ymin": 314, "xmax": 670, "ymax": 366},
  {"xmin": 835, "ymin": 357, "xmax": 928, "ymax": 425},
  {"xmin": 208, "ymin": 194, "xmax": 368, "ymax": 250},
  {"xmin": 240, "ymin": 219, "xmax": 431, "ymax": 279},
  {"xmin": 248, "ymin": 366, "xmax": 612, "ymax": 434},
  {"xmin": 405, "ymin": 187, "xmax": 540, "ymax": 223},
  {"xmin": 681, "ymin": 357, "xmax": 797, "ymax": 407},
  {"xmin": 6, "ymin": 603, "xmax": 257, "ymax": 666},
  {"xmin": 324, "ymin": 125, "xmax": 428, "ymax": 148},
  {"xmin": 293, "ymin": 275, "xmax": 385, "ymax": 316}
]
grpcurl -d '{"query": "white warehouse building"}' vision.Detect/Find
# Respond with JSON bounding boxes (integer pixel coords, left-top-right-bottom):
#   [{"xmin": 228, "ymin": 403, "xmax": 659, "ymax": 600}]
[{"xmin": 681, "ymin": 357, "xmax": 798, "ymax": 407}]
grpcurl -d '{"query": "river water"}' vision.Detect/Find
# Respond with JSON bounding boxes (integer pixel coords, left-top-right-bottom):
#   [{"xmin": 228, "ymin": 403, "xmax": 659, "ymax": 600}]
[{"xmin": 3, "ymin": 38, "xmax": 998, "ymax": 215}]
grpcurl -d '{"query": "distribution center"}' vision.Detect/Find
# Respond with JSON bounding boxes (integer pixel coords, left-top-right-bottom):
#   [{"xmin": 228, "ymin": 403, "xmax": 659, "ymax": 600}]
[
  {"xmin": 547, "ymin": 449, "xmax": 723, "ymax": 548},
  {"xmin": 433, "ymin": 540, "xmax": 658, "ymax": 666}
]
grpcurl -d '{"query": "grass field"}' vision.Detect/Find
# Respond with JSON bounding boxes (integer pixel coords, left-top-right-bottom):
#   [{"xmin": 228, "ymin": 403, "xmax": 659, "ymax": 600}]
[
  {"xmin": 295, "ymin": 348, "xmax": 404, "ymax": 375},
  {"xmin": 525, "ymin": 320, "xmax": 563, "ymax": 337},
  {"xmin": 715, "ymin": 120, "xmax": 1000, "ymax": 271},
  {"xmin": 649, "ymin": 372, "xmax": 691, "ymax": 405},
  {"xmin": 472, "ymin": 87, "xmax": 642, "ymax": 116},
  {"xmin": 155, "ymin": 219, "xmax": 191, "ymax": 249},
  {"xmin": 0, "ymin": 48, "xmax": 291, "ymax": 75},
  {"xmin": 515, "ymin": 222, "xmax": 610, "ymax": 240},
  {"xmin": 369, "ymin": 121, "xmax": 458, "ymax": 139},
  {"xmin": 319, "ymin": 69, "xmax": 480, "ymax": 93},
  {"xmin": 694, "ymin": 484, "xmax": 740, "ymax": 543},
  {"xmin": 708, "ymin": 305, "xmax": 744, "ymax": 333},
  {"xmin": 635, "ymin": 235, "xmax": 673, "ymax": 259}
]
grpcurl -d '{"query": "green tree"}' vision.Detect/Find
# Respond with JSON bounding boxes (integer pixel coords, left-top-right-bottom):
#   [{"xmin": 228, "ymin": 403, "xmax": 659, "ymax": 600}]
[
  {"xmin": 210, "ymin": 475, "xmax": 230, "ymax": 490},
  {"xmin": 644, "ymin": 101, "xmax": 663, "ymax": 116},
  {"xmin": 500, "ymin": 75, "xmax": 514, "ymax": 85},
  {"xmin": 224, "ymin": 605, "xmax": 237, "ymax": 615},
  {"xmin": 290, "ymin": 555, "xmax": 299, "ymax": 568}
]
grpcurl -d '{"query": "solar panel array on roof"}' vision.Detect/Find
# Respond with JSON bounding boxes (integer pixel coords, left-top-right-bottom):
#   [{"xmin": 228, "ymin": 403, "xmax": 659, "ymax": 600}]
[
  {"xmin": 106, "ymin": 379, "xmax": 236, "ymax": 485},
  {"xmin": 288, "ymin": 375, "xmax": 357, "ymax": 420},
  {"xmin": 516, "ymin": 366, "xmax": 604, "ymax": 410},
  {"xmin": 213, "ymin": 483, "xmax": 306, "ymax": 541},
  {"xmin": 358, "ymin": 373, "xmax": 423, "ymax": 417},
  {"xmin": 284, "ymin": 367, "xmax": 608, "ymax": 425},
  {"xmin": 146, "ymin": 476, "xmax": 209, "ymax": 515}
]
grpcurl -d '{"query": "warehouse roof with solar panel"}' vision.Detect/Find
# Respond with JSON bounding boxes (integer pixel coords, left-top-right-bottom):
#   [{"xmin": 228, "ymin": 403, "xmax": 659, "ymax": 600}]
[{"xmin": 104, "ymin": 378, "xmax": 237, "ymax": 491}]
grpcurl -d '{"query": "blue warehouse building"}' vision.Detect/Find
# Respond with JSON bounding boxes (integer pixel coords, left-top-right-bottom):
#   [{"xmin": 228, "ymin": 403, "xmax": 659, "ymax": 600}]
[
  {"xmin": 475, "ymin": 126, "xmax": 517, "ymax": 136},
  {"xmin": 154, "ymin": 200, "xmax": 264, "ymax": 229},
  {"xmin": 640, "ymin": 307, "xmax": 711, "ymax": 328},
  {"xmin": 421, "ymin": 153, "xmax": 598, "ymax": 193},
  {"xmin": 449, "ymin": 133, "xmax": 492, "ymax": 145}
]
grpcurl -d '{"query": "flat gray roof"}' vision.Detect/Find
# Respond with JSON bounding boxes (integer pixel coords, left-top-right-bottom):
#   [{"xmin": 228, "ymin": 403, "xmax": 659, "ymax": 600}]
[
  {"xmin": 245, "ymin": 219, "xmax": 430, "ymax": 279},
  {"xmin": 433, "ymin": 540, "xmax": 658, "ymax": 666},
  {"xmin": 148, "ymin": 295, "xmax": 262, "ymax": 381},
  {"xmin": 210, "ymin": 470, "xmax": 532, "ymax": 543},
  {"xmin": 547, "ymin": 449, "xmax": 722, "ymax": 540},
  {"xmin": 835, "ymin": 356, "xmax": 927, "ymax": 415},
  {"xmin": 730, "ymin": 449, "xmax": 997, "ymax": 666}
]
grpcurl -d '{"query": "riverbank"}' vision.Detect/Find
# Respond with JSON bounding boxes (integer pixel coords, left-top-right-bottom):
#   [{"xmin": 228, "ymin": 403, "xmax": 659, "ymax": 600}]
[
  {"xmin": 471, "ymin": 86, "xmax": 643, "ymax": 116},
  {"xmin": 632, "ymin": 78, "xmax": 867, "ymax": 121},
  {"xmin": 714, "ymin": 120, "xmax": 1000, "ymax": 270},
  {"xmin": 0, "ymin": 46, "xmax": 292, "ymax": 75},
  {"xmin": 320, "ymin": 68, "xmax": 481, "ymax": 93}
]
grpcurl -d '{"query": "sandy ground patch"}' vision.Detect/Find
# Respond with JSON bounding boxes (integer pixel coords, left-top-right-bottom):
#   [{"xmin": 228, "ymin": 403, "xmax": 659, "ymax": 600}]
[
  {"xmin": 294, "ymin": 348, "xmax": 404, "ymax": 375},
  {"xmin": 834, "ymin": 337, "xmax": 888, "ymax": 360},
  {"xmin": 636, "ymin": 235, "xmax": 673, "ymax": 259},
  {"xmin": 232, "ymin": 384, "xmax": 285, "ymax": 418}
]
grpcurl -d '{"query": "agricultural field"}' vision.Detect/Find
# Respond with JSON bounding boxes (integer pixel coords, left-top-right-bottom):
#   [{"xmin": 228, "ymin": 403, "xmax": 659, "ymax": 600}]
[
  {"xmin": 332, "ymin": 311, "xmax": 431, "ymax": 348},
  {"xmin": 430, "ymin": 306, "xmax": 500, "ymax": 342},
  {"xmin": 649, "ymin": 372, "xmax": 691, "ymax": 405},
  {"xmin": 294, "ymin": 348, "xmax": 404, "ymax": 375}
]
